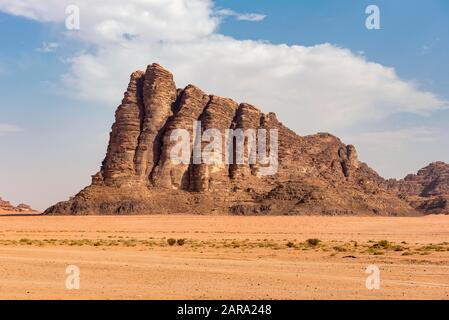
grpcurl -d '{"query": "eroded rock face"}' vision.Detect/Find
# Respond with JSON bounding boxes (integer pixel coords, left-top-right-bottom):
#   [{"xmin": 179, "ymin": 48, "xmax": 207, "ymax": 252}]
[
  {"xmin": 100, "ymin": 70, "xmax": 145, "ymax": 187},
  {"xmin": 0, "ymin": 197, "xmax": 37, "ymax": 213},
  {"xmin": 387, "ymin": 162, "xmax": 449, "ymax": 214},
  {"xmin": 151, "ymin": 85, "xmax": 210, "ymax": 189},
  {"xmin": 45, "ymin": 63, "xmax": 419, "ymax": 216}
]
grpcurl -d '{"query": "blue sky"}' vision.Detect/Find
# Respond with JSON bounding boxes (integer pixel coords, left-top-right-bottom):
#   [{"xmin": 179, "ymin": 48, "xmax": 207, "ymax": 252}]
[
  {"xmin": 215, "ymin": 0, "xmax": 449, "ymax": 95},
  {"xmin": 0, "ymin": 0, "xmax": 448, "ymax": 210}
]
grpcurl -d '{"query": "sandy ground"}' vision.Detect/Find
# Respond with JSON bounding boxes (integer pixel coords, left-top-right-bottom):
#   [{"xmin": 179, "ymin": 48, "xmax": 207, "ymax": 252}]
[{"xmin": 0, "ymin": 215, "xmax": 449, "ymax": 300}]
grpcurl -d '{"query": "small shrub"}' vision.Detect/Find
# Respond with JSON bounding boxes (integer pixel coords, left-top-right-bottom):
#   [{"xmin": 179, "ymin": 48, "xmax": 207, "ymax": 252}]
[
  {"xmin": 333, "ymin": 246, "xmax": 347, "ymax": 252},
  {"xmin": 167, "ymin": 238, "xmax": 177, "ymax": 246},
  {"xmin": 420, "ymin": 244, "xmax": 445, "ymax": 252},
  {"xmin": 367, "ymin": 247, "xmax": 381, "ymax": 255},
  {"xmin": 377, "ymin": 240, "xmax": 391, "ymax": 249},
  {"xmin": 370, "ymin": 240, "xmax": 391, "ymax": 249},
  {"xmin": 286, "ymin": 241, "xmax": 295, "ymax": 248},
  {"xmin": 19, "ymin": 238, "xmax": 32, "ymax": 244},
  {"xmin": 123, "ymin": 239, "xmax": 137, "ymax": 247},
  {"xmin": 306, "ymin": 238, "xmax": 321, "ymax": 247},
  {"xmin": 177, "ymin": 239, "xmax": 186, "ymax": 246}
]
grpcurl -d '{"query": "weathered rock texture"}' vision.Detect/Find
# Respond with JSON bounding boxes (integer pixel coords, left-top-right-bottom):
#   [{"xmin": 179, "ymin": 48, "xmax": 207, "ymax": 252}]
[
  {"xmin": 0, "ymin": 197, "xmax": 37, "ymax": 213},
  {"xmin": 46, "ymin": 63, "xmax": 420, "ymax": 216},
  {"xmin": 387, "ymin": 162, "xmax": 449, "ymax": 214}
]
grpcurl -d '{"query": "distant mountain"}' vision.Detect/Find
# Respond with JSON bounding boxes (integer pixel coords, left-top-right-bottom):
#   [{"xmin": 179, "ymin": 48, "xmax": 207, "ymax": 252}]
[
  {"xmin": 387, "ymin": 162, "xmax": 449, "ymax": 214},
  {"xmin": 0, "ymin": 197, "xmax": 37, "ymax": 213},
  {"xmin": 46, "ymin": 63, "xmax": 418, "ymax": 216}
]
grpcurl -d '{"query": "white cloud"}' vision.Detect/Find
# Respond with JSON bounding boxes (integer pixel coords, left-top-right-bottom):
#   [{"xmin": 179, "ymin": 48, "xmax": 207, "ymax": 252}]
[
  {"xmin": 349, "ymin": 127, "xmax": 438, "ymax": 150},
  {"xmin": 35, "ymin": 42, "xmax": 59, "ymax": 53},
  {"xmin": 61, "ymin": 37, "xmax": 447, "ymax": 134},
  {"xmin": 215, "ymin": 8, "xmax": 266, "ymax": 22},
  {"xmin": 345, "ymin": 127, "xmax": 447, "ymax": 179},
  {"xmin": 0, "ymin": 124, "xmax": 23, "ymax": 136},
  {"xmin": 0, "ymin": 0, "xmax": 447, "ymax": 136},
  {"xmin": 0, "ymin": 0, "xmax": 218, "ymax": 44}
]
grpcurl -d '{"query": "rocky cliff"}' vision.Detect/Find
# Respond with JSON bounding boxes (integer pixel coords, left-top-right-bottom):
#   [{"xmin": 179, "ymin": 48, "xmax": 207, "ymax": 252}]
[
  {"xmin": 387, "ymin": 162, "xmax": 449, "ymax": 214},
  {"xmin": 45, "ymin": 63, "xmax": 419, "ymax": 216},
  {"xmin": 0, "ymin": 197, "xmax": 36, "ymax": 213}
]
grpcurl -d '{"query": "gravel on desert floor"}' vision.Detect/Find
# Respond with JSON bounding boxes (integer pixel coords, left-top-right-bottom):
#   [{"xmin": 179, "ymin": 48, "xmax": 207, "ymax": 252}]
[{"xmin": 0, "ymin": 215, "xmax": 449, "ymax": 299}]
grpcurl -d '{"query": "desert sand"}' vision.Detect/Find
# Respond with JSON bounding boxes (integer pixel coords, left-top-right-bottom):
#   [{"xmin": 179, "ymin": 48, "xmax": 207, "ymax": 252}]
[{"xmin": 0, "ymin": 215, "xmax": 448, "ymax": 300}]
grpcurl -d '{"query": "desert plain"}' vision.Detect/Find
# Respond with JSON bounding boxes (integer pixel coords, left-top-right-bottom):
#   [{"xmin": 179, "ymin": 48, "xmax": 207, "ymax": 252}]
[{"xmin": 0, "ymin": 214, "xmax": 448, "ymax": 300}]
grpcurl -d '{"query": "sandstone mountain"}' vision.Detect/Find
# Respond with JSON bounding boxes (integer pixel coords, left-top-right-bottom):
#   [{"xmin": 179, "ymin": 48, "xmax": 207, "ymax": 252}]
[
  {"xmin": 46, "ymin": 63, "xmax": 419, "ymax": 216},
  {"xmin": 387, "ymin": 162, "xmax": 449, "ymax": 214},
  {"xmin": 0, "ymin": 197, "xmax": 36, "ymax": 213}
]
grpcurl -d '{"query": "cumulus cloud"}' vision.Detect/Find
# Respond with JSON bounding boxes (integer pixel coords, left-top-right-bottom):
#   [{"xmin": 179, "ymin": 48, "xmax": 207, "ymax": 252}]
[
  {"xmin": 0, "ymin": 123, "xmax": 23, "ymax": 136},
  {"xmin": 0, "ymin": 0, "xmax": 218, "ymax": 43},
  {"xmin": 61, "ymin": 37, "xmax": 447, "ymax": 134},
  {"xmin": 0, "ymin": 0, "xmax": 447, "ymax": 136}
]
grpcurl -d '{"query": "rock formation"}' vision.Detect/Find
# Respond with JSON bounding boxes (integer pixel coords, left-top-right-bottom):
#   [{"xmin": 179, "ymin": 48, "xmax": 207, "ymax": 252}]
[
  {"xmin": 45, "ymin": 63, "xmax": 419, "ymax": 216},
  {"xmin": 387, "ymin": 162, "xmax": 449, "ymax": 214},
  {"xmin": 0, "ymin": 197, "xmax": 37, "ymax": 213}
]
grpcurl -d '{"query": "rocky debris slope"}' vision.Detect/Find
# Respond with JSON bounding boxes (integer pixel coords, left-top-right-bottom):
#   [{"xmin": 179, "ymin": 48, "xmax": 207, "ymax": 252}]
[
  {"xmin": 387, "ymin": 162, "xmax": 449, "ymax": 214},
  {"xmin": 45, "ymin": 63, "xmax": 418, "ymax": 216},
  {"xmin": 0, "ymin": 197, "xmax": 37, "ymax": 213}
]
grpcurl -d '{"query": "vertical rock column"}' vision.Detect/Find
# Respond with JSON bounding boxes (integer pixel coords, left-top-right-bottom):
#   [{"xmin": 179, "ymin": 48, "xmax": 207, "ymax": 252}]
[
  {"xmin": 229, "ymin": 103, "xmax": 263, "ymax": 180},
  {"xmin": 151, "ymin": 85, "xmax": 211, "ymax": 189},
  {"xmin": 100, "ymin": 71, "xmax": 145, "ymax": 187},
  {"xmin": 134, "ymin": 63, "xmax": 178, "ymax": 185},
  {"xmin": 190, "ymin": 96, "xmax": 238, "ymax": 192}
]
